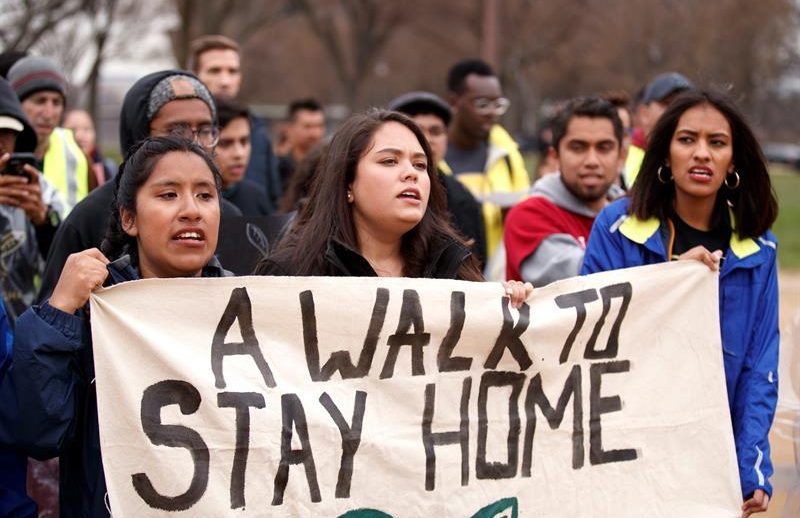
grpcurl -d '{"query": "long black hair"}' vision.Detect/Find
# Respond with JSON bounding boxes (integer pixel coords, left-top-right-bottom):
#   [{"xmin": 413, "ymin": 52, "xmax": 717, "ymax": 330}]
[
  {"xmin": 630, "ymin": 89, "xmax": 778, "ymax": 239},
  {"xmin": 257, "ymin": 109, "xmax": 482, "ymax": 280},
  {"xmin": 101, "ymin": 136, "xmax": 222, "ymax": 262}
]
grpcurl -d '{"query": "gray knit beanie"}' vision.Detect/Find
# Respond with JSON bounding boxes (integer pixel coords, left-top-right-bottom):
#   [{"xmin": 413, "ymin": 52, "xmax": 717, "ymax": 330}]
[
  {"xmin": 147, "ymin": 74, "xmax": 217, "ymax": 123},
  {"xmin": 7, "ymin": 56, "xmax": 67, "ymax": 101}
]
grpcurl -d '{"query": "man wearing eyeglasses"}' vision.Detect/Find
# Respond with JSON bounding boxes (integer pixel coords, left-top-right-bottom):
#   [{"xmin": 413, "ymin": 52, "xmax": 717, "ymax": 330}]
[
  {"xmin": 443, "ymin": 58, "xmax": 529, "ymax": 276},
  {"xmin": 37, "ymin": 70, "xmax": 242, "ymax": 301}
]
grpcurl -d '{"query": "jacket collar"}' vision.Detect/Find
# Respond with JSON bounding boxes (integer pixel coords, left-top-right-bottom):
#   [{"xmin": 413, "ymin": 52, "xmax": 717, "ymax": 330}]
[
  {"xmin": 105, "ymin": 253, "xmax": 231, "ymax": 285},
  {"xmin": 324, "ymin": 234, "xmax": 471, "ymax": 279},
  {"xmin": 617, "ymin": 210, "xmax": 769, "ymax": 268}
]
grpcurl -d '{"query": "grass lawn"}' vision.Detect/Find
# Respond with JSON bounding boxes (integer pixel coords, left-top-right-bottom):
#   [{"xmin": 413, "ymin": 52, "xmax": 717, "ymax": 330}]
[{"xmin": 770, "ymin": 167, "xmax": 800, "ymax": 269}]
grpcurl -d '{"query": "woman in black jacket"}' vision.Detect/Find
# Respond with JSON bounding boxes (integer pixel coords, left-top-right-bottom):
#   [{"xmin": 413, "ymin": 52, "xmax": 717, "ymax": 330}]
[{"xmin": 256, "ymin": 109, "xmax": 530, "ymax": 303}]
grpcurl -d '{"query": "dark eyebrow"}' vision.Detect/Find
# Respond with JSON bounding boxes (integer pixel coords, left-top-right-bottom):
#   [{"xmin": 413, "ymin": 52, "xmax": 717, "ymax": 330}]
[
  {"xmin": 150, "ymin": 180, "xmax": 181, "ymax": 188},
  {"xmin": 149, "ymin": 179, "xmax": 216, "ymax": 189},
  {"xmin": 375, "ymin": 147, "xmax": 427, "ymax": 160},
  {"xmin": 675, "ymin": 128, "xmax": 730, "ymax": 139},
  {"xmin": 565, "ymin": 138, "xmax": 589, "ymax": 145}
]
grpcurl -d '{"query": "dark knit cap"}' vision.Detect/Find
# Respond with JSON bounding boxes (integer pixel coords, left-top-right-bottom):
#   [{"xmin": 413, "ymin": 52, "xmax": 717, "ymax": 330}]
[
  {"xmin": 7, "ymin": 56, "xmax": 67, "ymax": 101},
  {"xmin": 119, "ymin": 70, "xmax": 218, "ymax": 159},
  {"xmin": 388, "ymin": 91, "xmax": 452, "ymax": 126},
  {"xmin": 147, "ymin": 74, "xmax": 216, "ymax": 123}
]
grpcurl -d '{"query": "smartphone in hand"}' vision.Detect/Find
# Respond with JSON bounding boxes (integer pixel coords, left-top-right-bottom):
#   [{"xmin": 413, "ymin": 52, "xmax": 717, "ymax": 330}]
[{"xmin": 2, "ymin": 152, "xmax": 36, "ymax": 181}]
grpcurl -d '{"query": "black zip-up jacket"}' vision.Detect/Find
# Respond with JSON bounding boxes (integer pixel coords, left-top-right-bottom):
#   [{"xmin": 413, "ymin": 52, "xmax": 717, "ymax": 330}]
[{"xmin": 260, "ymin": 235, "xmax": 473, "ymax": 279}]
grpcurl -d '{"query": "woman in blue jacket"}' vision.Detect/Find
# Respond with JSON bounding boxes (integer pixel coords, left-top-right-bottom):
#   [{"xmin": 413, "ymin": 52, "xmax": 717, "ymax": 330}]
[
  {"xmin": 3, "ymin": 136, "xmax": 230, "ymax": 517},
  {"xmin": 581, "ymin": 89, "xmax": 778, "ymax": 518}
]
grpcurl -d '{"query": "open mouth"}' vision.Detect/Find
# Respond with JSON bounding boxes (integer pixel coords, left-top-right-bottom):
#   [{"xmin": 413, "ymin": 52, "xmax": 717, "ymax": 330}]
[
  {"xmin": 173, "ymin": 230, "xmax": 205, "ymax": 241},
  {"xmin": 688, "ymin": 167, "xmax": 713, "ymax": 181},
  {"xmin": 398, "ymin": 189, "xmax": 421, "ymax": 200}
]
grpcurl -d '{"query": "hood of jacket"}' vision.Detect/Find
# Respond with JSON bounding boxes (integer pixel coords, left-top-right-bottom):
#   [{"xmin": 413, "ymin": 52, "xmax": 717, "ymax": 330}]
[
  {"xmin": 0, "ymin": 77, "xmax": 36, "ymax": 153},
  {"xmin": 118, "ymin": 69, "xmax": 205, "ymax": 159},
  {"xmin": 531, "ymin": 173, "xmax": 624, "ymax": 219}
]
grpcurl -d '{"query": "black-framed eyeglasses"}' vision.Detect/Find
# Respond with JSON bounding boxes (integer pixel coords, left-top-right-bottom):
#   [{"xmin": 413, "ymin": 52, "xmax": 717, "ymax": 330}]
[
  {"xmin": 472, "ymin": 97, "xmax": 510, "ymax": 116},
  {"xmin": 167, "ymin": 123, "xmax": 220, "ymax": 148}
]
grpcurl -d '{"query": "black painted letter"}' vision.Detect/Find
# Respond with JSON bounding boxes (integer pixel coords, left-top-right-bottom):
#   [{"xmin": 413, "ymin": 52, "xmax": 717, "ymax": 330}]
[
  {"xmin": 583, "ymin": 283, "xmax": 632, "ymax": 360},
  {"xmin": 555, "ymin": 289, "xmax": 598, "ymax": 364},
  {"xmin": 319, "ymin": 391, "xmax": 367, "ymax": 498},
  {"xmin": 272, "ymin": 394, "xmax": 321, "ymax": 505},
  {"xmin": 380, "ymin": 290, "xmax": 430, "ymax": 378},
  {"xmin": 301, "ymin": 289, "xmax": 389, "ymax": 381},
  {"xmin": 132, "ymin": 380, "xmax": 209, "ymax": 511},
  {"xmin": 476, "ymin": 371, "xmax": 525, "ymax": 479},
  {"xmin": 589, "ymin": 360, "xmax": 638, "ymax": 465},
  {"xmin": 484, "ymin": 298, "xmax": 532, "ymax": 370},
  {"xmin": 211, "ymin": 287, "xmax": 275, "ymax": 389},
  {"xmin": 217, "ymin": 391, "xmax": 266, "ymax": 509},
  {"xmin": 422, "ymin": 377, "xmax": 471, "ymax": 490},
  {"xmin": 437, "ymin": 291, "xmax": 472, "ymax": 372},
  {"xmin": 522, "ymin": 365, "xmax": 583, "ymax": 475}
]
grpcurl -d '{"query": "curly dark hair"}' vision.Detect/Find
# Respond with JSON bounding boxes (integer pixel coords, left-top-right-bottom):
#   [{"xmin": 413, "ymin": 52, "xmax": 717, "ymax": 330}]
[
  {"xmin": 100, "ymin": 136, "xmax": 222, "ymax": 262},
  {"xmin": 630, "ymin": 88, "xmax": 778, "ymax": 239},
  {"xmin": 256, "ymin": 109, "xmax": 482, "ymax": 280}
]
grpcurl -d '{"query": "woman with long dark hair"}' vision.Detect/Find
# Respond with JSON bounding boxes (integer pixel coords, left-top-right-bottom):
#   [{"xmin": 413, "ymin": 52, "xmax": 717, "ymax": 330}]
[
  {"xmin": 257, "ymin": 109, "xmax": 530, "ymax": 303},
  {"xmin": 5, "ymin": 136, "xmax": 229, "ymax": 517},
  {"xmin": 581, "ymin": 89, "xmax": 779, "ymax": 517}
]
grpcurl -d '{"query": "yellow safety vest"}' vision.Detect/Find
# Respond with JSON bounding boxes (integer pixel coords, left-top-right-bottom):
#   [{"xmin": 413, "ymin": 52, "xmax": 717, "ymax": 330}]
[
  {"xmin": 44, "ymin": 127, "xmax": 88, "ymax": 215},
  {"xmin": 623, "ymin": 144, "xmax": 645, "ymax": 188},
  {"xmin": 441, "ymin": 125, "xmax": 530, "ymax": 260}
]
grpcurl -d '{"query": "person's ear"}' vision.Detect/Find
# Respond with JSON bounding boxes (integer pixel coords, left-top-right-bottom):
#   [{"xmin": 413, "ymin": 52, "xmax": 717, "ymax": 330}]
[
  {"xmin": 120, "ymin": 208, "xmax": 138, "ymax": 237},
  {"xmin": 547, "ymin": 146, "xmax": 558, "ymax": 162},
  {"xmin": 447, "ymin": 92, "xmax": 460, "ymax": 111}
]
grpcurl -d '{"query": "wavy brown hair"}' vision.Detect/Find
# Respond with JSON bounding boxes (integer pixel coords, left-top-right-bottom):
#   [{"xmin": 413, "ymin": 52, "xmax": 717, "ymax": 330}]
[
  {"xmin": 630, "ymin": 88, "xmax": 778, "ymax": 239},
  {"xmin": 256, "ymin": 109, "xmax": 482, "ymax": 280}
]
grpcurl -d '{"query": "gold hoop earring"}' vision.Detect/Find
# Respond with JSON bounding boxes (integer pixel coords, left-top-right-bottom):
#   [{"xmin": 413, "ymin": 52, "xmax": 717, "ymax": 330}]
[
  {"xmin": 657, "ymin": 166, "xmax": 672, "ymax": 184},
  {"xmin": 725, "ymin": 171, "xmax": 740, "ymax": 190}
]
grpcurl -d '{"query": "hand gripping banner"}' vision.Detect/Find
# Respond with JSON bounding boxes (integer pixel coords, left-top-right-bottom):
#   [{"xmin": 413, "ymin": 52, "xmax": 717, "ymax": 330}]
[{"xmin": 90, "ymin": 261, "xmax": 741, "ymax": 517}]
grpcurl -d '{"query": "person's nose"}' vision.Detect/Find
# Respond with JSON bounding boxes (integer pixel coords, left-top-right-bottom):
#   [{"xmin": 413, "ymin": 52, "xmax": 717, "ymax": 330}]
[
  {"xmin": 178, "ymin": 194, "xmax": 202, "ymax": 221},
  {"xmin": 693, "ymin": 140, "xmax": 711, "ymax": 162},
  {"xmin": 42, "ymin": 102, "xmax": 59, "ymax": 123},
  {"xmin": 233, "ymin": 141, "xmax": 247, "ymax": 159},
  {"xmin": 584, "ymin": 146, "xmax": 600, "ymax": 168},
  {"xmin": 401, "ymin": 160, "xmax": 420, "ymax": 182}
]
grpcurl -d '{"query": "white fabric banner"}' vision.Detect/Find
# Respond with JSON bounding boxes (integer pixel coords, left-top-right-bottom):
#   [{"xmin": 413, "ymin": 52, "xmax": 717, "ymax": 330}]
[{"xmin": 90, "ymin": 261, "xmax": 741, "ymax": 517}]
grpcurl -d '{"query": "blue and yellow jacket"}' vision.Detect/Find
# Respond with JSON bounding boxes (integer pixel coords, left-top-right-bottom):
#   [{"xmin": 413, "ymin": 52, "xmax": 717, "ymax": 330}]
[{"xmin": 580, "ymin": 197, "xmax": 779, "ymax": 499}]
